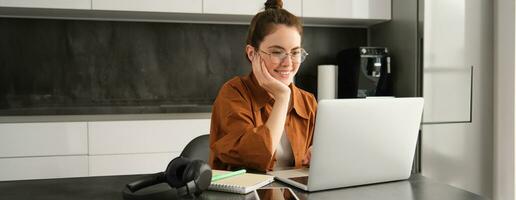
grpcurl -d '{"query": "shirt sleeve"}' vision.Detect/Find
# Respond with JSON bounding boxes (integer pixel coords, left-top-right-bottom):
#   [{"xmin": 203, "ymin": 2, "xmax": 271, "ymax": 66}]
[
  {"xmin": 209, "ymin": 82, "xmax": 275, "ymax": 171},
  {"xmin": 307, "ymin": 93, "xmax": 318, "ymax": 148}
]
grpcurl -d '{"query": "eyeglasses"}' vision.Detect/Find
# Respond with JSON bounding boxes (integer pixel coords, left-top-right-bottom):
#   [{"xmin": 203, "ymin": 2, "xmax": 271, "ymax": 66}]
[{"xmin": 258, "ymin": 48, "xmax": 308, "ymax": 64}]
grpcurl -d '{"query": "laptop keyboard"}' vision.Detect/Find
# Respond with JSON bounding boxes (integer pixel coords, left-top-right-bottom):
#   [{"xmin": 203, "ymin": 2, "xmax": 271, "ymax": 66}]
[{"xmin": 289, "ymin": 176, "xmax": 309, "ymax": 185}]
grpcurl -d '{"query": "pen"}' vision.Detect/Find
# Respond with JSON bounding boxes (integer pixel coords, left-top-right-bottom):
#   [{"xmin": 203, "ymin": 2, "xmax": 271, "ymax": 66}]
[{"xmin": 211, "ymin": 169, "xmax": 247, "ymax": 182}]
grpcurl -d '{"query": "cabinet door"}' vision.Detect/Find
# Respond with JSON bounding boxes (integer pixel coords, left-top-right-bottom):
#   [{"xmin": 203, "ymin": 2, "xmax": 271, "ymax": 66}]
[
  {"xmin": 92, "ymin": 0, "xmax": 202, "ymax": 13},
  {"xmin": 0, "ymin": 0, "xmax": 91, "ymax": 9},
  {"xmin": 0, "ymin": 122, "xmax": 88, "ymax": 157},
  {"xmin": 88, "ymin": 119, "xmax": 210, "ymax": 155},
  {"xmin": 0, "ymin": 156, "xmax": 88, "ymax": 181},
  {"xmin": 303, "ymin": 0, "xmax": 391, "ymax": 20},
  {"xmin": 203, "ymin": 0, "xmax": 301, "ymax": 16},
  {"xmin": 423, "ymin": 0, "xmax": 472, "ymax": 123},
  {"xmin": 89, "ymin": 152, "xmax": 179, "ymax": 176}
]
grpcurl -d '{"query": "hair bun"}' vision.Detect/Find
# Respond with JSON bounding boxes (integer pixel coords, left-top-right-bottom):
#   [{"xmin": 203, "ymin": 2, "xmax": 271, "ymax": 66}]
[{"xmin": 264, "ymin": 0, "xmax": 283, "ymax": 9}]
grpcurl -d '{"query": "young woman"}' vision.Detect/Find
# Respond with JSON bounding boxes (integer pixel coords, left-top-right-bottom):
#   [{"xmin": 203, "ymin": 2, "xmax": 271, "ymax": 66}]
[{"xmin": 208, "ymin": 0, "xmax": 317, "ymax": 172}]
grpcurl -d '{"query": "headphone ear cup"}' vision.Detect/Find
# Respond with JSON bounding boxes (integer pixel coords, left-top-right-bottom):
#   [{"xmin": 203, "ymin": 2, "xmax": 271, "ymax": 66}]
[
  {"xmin": 195, "ymin": 161, "xmax": 213, "ymax": 194},
  {"xmin": 164, "ymin": 157, "xmax": 191, "ymax": 188},
  {"xmin": 181, "ymin": 160, "xmax": 199, "ymax": 183},
  {"xmin": 182, "ymin": 160, "xmax": 212, "ymax": 196}
]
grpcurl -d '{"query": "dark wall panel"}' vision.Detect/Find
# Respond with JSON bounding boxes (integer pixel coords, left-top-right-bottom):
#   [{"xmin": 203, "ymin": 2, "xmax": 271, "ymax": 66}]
[
  {"xmin": 299, "ymin": 26, "xmax": 367, "ymax": 95},
  {"xmin": 0, "ymin": 18, "xmax": 366, "ymax": 115}
]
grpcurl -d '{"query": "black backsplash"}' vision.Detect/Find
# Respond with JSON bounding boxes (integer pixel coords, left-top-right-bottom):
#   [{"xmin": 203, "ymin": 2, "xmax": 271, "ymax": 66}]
[{"xmin": 0, "ymin": 18, "xmax": 366, "ymax": 115}]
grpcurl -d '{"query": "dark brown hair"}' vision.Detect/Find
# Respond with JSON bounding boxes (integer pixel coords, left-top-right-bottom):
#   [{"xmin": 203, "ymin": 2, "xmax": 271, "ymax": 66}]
[{"xmin": 245, "ymin": 0, "xmax": 303, "ymax": 61}]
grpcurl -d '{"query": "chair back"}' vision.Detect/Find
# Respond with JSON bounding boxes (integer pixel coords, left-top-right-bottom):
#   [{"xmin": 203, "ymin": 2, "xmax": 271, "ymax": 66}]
[{"xmin": 180, "ymin": 134, "xmax": 210, "ymax": 162}]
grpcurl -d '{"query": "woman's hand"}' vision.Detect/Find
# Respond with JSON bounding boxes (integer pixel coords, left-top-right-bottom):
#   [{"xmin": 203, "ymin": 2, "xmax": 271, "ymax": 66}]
[
  {"xmin": 251, "ymin": 52, "xmax": 291, "ymax": 100},
  {"xmin": 302, "ymin": 146, "xmax": 312, "ymax": 165},
  {"xmin": 249, "ymin": 49, "xmax": 291, "ymax": 156}
]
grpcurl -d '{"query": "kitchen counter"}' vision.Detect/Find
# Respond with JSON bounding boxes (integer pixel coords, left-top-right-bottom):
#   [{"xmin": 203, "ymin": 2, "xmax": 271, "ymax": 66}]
[
  {"xmin": 0, "ymin": 174, "xmax": 487, "ymax": 200},
  {"xmin": 0, "ymin": 112, "xmax": 211, "ymax": 123}
]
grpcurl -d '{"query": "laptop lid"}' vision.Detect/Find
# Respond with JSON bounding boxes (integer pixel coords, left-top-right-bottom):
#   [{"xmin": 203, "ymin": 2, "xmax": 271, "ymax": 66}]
[{"xmin": 304, "ymin": 97, "xmax": 424, "ymax": 191}]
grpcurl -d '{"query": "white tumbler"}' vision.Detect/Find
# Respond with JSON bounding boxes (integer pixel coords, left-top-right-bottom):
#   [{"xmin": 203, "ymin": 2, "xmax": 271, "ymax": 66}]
[{"xmin": 317, "ymin": 65, "xmax": 338, "ymax": 100}]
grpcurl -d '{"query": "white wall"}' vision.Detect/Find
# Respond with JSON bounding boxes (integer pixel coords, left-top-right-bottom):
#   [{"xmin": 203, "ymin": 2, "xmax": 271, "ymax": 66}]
[
  {"xmin": 494, "ymin": 0, "xmax": 516, "ymax": 199},
  {"xmin": 421, "ymin": 0, "xmax": 494, "ymax": 198}
]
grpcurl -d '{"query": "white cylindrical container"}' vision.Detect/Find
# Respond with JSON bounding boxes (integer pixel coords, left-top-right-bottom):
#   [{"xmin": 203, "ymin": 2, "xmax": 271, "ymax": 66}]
[{"xmin": 317, "ymin": 65, "xmax": 338, "ymax": 100}]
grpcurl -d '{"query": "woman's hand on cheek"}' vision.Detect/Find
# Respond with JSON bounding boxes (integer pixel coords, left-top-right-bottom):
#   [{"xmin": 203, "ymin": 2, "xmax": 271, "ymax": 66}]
[{"xmin": 251, "ymin": 52, "xmax": 291, "ymax": 99}]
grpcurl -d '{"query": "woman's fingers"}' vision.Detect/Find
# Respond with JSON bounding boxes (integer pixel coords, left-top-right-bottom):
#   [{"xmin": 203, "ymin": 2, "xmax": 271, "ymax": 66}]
[
  {"xmin": 302, "ymin": 156, "xmax": 309, "ymax": 165},
  {"xmin": 252, "ymin": 52, "xmax": 265, "ymax": 85},
  {"xmin": 254, "ymin": 54, "xmax": 274, "ymax": 88},
  {"xmin": 251, "ymin": 52, "xmax": 259, "ymax": 75},
  {"xmin": 251, "ymin": 53, "xmax": 291, "ymax": 98},
  {"xmin": 302, "ymin": 147, "xmax": 312, "ymax": 165},
  {"xmin": 260, "ymin": 58, "xmax": 274, "ymax": 81}
]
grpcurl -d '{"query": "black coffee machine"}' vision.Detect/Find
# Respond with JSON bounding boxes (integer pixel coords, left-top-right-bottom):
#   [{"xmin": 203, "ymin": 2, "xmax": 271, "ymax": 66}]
[{"xmin": 336, "ymin": 47, "xmax": 392, "ymax": 98}]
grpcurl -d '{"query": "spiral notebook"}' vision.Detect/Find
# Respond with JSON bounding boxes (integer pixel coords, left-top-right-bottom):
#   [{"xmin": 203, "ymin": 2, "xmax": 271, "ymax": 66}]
[{"xmin": 209, "ymin": 170, "xmax": 274, "ymax": 194}]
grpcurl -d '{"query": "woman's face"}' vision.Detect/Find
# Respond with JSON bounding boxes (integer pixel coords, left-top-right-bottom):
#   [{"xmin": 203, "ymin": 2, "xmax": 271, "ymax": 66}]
[{"xmin": 257, "ymin": 25, "xmax": 302, "ymax": 86}]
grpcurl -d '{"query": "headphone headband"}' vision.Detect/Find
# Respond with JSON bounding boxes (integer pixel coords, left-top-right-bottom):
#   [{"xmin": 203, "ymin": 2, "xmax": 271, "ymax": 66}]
[{"xmin": 124, "ymin": 157, "xmax": 212, "ymax": 199}]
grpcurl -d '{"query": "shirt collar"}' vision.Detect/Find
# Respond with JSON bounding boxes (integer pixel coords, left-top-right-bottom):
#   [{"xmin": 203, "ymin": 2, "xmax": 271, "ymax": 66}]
[{"xmin": 245, "ymin": 73, "xmax": 309, "ymax": 119}]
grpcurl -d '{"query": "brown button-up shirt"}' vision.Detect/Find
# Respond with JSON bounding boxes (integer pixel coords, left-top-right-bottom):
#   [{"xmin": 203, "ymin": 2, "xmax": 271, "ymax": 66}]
[{"xmin": 209, "ymin": 73, "xmax": 317, "ymax": 172}]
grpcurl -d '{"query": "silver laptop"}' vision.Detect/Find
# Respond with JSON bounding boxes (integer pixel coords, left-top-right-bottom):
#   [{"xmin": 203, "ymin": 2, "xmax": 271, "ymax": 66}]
[{"xmin": 268, "ymin": 97, "xmax": 424, "ymax": 192}]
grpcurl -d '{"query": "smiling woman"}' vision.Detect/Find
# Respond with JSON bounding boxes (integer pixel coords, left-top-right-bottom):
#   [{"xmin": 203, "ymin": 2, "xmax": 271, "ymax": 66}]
[{"xmin": 208, "ymin": 0, "xmax": 317, "ymax": 172}]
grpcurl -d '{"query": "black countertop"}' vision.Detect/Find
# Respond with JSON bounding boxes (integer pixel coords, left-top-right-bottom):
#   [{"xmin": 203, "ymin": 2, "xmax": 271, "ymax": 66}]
[{"xmin": 0, "ymin": 174, "xmax": 487, "ymax": 200}]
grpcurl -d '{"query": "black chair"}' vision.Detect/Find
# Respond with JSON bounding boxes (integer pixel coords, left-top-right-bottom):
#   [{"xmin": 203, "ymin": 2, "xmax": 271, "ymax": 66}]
[{"xmin": 180, "ymin": 134, "xmax": 210, "ymax": 162}]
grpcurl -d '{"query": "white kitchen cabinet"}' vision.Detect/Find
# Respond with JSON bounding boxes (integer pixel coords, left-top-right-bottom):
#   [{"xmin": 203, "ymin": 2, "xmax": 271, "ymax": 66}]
[
  {"xmin": 0, "ymin": 0, "xmax": 390, "ymax": 26},
  {"xmin": 303, "ymin": 0, "xmax": 391, "ymax": 20},
  {"xmin": 88, "ymin": 119, "xmax": 210, "ymax": 155},
  {"xmin": 0, "ymin": 156, "xmax": 88, "ymax": 181},
  {"xmin": 0, "ymin": 122, "xmax": 88, "ymax": 157},
  {"xmin": 92, "ymin": 0, "xmax": 202, "ymax": 13},
  {"xmin": 0, "ymin": 0, "xmax": 91, "ymax": 9},
  {"xmin": 282, "ymin": 0, "xmax": 302, "ymax": 16},
  {"xmin": 0, "ymin": 118, "xmax": 210, "ymax": 180},
  {"xmin": 89, "ymin": 152, "xmax": 179, "ymax": 176},
  {"xmin": 88, "ymin": 118, "xmax": 210, "ymax": 176},
  {"xmin": 203, "ymin": 0, "xmax": 301, "ymax": 17},
  {"xmin": 422, "ymin": 0, "xmax": 472, "ymax": 123}
]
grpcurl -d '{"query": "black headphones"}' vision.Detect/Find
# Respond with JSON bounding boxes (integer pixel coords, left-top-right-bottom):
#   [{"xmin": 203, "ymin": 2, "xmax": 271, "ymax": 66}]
[{"xmin": 125, "ymin": 156, "xmax": 212, "ymax": 198}]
